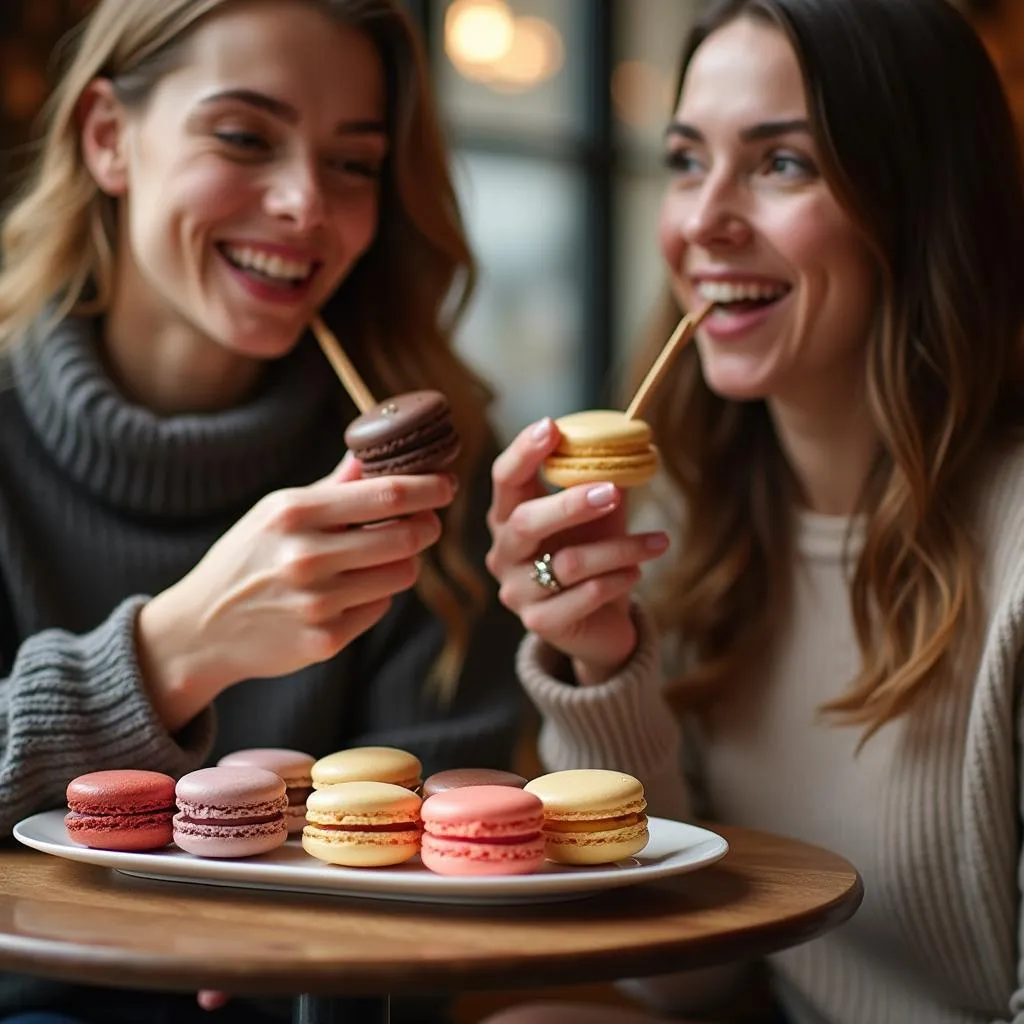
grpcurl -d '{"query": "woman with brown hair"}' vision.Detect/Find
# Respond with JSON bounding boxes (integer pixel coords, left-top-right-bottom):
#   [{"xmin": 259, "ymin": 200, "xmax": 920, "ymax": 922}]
[
  {"xmin": 0, "ymin": 0, "xmax": 522, "ymax": 1021},
  {"xmin": 485, "ymin": 0, "xmax": 1024, "ymax": 1022}
]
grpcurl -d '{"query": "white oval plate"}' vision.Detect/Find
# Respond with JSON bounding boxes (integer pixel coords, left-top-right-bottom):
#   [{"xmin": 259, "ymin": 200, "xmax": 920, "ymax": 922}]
[{"xmin": 14, "ymin": 811, "xmax": 727, "ymax": 906}]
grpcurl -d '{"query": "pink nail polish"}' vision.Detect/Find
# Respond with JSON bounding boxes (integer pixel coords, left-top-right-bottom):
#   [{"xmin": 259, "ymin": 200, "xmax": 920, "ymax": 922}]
[{"xmin": 586, "ymin": 483, "xmax": 616, "ymax": 507}]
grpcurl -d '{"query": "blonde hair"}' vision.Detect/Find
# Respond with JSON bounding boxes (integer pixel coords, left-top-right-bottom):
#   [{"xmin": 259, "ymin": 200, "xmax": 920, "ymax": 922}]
[
  {"xmin": 0, "ymin": 0, "xmax": 494, "ymax": 697},
  {"xmin": 638, "ymin": 0, "xmax": 1024, "ymax": 743}
]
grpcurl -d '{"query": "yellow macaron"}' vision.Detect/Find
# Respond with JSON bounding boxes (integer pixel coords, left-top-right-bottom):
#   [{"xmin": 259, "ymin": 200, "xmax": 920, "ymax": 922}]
[
  {"xmin": 310, "ymin": 746, "xmax": 422, "ymax": 792},
  {"xmin": 524, "ymin": 769, "xmax": 649, "ymax": 865},
  {"xmin": 542, "ymin": 410, "xmax": 659, "ymax": 489},
  {"xmin": 302, "ymin": 781, "xmax": 422, "ymax": 867}
]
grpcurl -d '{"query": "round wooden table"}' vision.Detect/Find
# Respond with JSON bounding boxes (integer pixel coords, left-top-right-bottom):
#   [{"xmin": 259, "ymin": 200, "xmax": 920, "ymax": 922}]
[{"xmin": 0, "ymin": 822, "xmax": 862, "ymax": 1023}]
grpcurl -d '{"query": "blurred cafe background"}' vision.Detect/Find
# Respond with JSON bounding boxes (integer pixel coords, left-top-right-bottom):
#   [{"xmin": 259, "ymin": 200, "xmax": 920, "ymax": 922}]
[{"xmin": 0, "ymin": 0, "xmax": 1019, "ymax": 442}]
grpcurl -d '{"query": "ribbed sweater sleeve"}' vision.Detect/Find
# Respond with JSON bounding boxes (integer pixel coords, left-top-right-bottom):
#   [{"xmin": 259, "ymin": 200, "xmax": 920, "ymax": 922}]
[
  {"xmin": 516, "ymin": 602, "xmax": 691, "ymax": 821},
  {"xmin": 0, "ymin": 597, "xmax": 214, "ymax": 836}
]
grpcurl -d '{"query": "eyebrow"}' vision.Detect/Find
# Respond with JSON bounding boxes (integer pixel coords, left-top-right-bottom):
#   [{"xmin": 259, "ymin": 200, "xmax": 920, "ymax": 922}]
[
  {"xmin": 199, "ymin": 89, "xmax": 386, "ymax": 135},
  {"xmin": 665, "ymin": 118, "xmax": 811, "ymax": 143}
]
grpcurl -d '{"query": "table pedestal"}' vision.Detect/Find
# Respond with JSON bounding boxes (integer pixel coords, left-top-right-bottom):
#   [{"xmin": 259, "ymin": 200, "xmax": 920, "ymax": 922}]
[{"xmin": 292, "ymin": 993, "xmax": 390, "ymax": 1023}]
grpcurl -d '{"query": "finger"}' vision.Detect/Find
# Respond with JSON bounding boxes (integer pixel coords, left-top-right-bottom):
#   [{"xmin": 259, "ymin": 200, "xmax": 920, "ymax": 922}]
[
  {"xmin": 519, "ymin": 567, "xmax": 641, "ymax": 636},
  {"xmin": 302, "ymin": 597, "xmax": 394, "ymax": 663},
  {"xmin": 498, "ymin": 532, "xmax": 669, "ymax": 611},
  {"xmin": 489, "ymin": 419, "xmax": 561, "ymax": 528},
  {"xmin": 290, "ymin": 558, "xmax": 423, "ymax": 625},
  {"xmin": 489, "ymin": 481, "xmax": 624, "ymax": 571},
  {"xmin": 268, "ymin": 474, "xmax": 457, "ymax": 532},
  {"xmin": 277, "ymin": 513, "xmax": 441, "ymax": 587},
  {"xmin": 197, "ymin": 990, "xmax": 230, "ymax": 1011}
]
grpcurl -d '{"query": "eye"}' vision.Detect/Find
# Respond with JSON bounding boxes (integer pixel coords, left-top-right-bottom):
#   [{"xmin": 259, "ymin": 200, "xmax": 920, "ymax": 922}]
[
  {"xmin": 215, "ymin": 130, "xmax": 270, "ymax": 153},
  {"xmin": 328, "ymin": 158, "xmax": 382, "ymax": 180},
  {"xmin": 762, "ymin": 150, "xmax": 816, "ymax": 179},
  {"xmin": 663, "ymin": 148, "xmax": 704, "ymax": 177}
]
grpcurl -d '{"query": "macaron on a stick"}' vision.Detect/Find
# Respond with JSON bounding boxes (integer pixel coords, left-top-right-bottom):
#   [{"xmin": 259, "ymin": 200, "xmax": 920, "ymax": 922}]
[
  {"xmin": 217, "ymin": 748, "xmax": 315, "ymax": 834},
  {"xmin": 420, "ymin": 785, "xmax": 546, "ymax": 876},
  {"xmin": 64, "ymin": 769, "xmax": 176, "ymax": 851},
  {"xmin": 524, "ymin": 769, "xmax": 650, "ymax": 866},
  {"xmin": 303, "ymin": 781, "xmax": 422, "ymax": 867},
  {"xmin": 311, "ymin": 746, "xmax": 423, "ymax": 792},
  {"xmin": 310, "ymin": 316, "xmax": 460, "ymax": 476},
  {"xmin": 541, "ymin": 301, "xmax": 716, "ymax": 490},
  {"xmin": 173, "ymin": 766, "xmax": 289, "ymax": 859}
]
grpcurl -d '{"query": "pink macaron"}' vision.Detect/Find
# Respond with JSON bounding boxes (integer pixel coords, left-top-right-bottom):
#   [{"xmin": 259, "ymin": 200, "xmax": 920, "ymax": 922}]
[
  {"xmin": 65, "ymin": 769, "xmax": 176, "ymax": 851},
  {"xmin": 420, "ymin": 785, "xmax": 546, "ymax": 876},
  {"xmin": 173, "ymin": 766, "xmax": 288, "ymax": 859},
  {"xmin": 217, "ymin": 748, "xmax": 315, "ymax": 834}
]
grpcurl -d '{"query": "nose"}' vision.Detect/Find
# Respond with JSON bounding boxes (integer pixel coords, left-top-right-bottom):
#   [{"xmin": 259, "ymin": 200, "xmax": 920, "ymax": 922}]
[
  {"xmin": 676, "ymin": 174, "xmax": 752, "ymax": 250},
  {"xmin": 264, "ymin": 156, "xmax": 326, "ymax": 231}
]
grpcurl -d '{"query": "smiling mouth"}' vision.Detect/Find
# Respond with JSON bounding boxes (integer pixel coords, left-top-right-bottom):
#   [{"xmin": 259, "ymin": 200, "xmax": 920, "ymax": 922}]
[
  {"xmin": 696, "ymin": 280, "xmax": 792, "ymax": 314},
  {"xmin": 217, "ymin": 243, "xmax": 320, "ymax": 290}
]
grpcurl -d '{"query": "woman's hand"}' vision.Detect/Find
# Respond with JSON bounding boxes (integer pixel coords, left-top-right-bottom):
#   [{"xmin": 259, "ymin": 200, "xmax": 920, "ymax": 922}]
[
  {"xmin": 138, "ymin": 455, "xmax": 456, "ymax": 731},
  {"xmin": 486, "ymin": 419, "xmax": 668, "ymax": 686}
]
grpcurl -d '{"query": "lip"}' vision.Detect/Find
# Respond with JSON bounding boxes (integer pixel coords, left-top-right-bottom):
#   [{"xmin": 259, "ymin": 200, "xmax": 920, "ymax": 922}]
[
  {"xmin": 218, "ymin": 239, "xmax": 322, "ymax": 262},
  {"xmin": 215, "ymin": 246, "xmax": 320, "ymax": 307},
  {"xmin": 699, "ymin": 289, "xmax": 793, "ymax": 342}
]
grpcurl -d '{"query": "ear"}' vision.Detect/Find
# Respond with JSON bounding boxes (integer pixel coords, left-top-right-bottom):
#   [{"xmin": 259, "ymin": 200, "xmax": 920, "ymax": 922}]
[{"xmin": 78, "ymin": 79, "xmax": 130, "ymax": 197}]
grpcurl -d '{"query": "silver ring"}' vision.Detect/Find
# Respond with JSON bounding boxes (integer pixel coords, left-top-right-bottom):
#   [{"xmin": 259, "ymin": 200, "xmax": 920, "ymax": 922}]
[{"xmin": 530, "ymin": 552, "xmax": 562, "ymax": 593}]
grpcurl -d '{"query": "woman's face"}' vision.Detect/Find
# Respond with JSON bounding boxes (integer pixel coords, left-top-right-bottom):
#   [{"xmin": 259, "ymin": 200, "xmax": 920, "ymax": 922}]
[
  {"xmin": 91, "ymin": 0, "xmax": 387, "ymax": 361},
  {"xmin": 658, "ymin": 16, "xmax": 878, "ymax": 406}
]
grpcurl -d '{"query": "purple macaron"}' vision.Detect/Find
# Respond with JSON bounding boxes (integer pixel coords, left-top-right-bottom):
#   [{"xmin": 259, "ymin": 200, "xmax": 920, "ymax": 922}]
[{"xmin": 173, "ymin": 766, "xmax": 288, "ymax": 859}]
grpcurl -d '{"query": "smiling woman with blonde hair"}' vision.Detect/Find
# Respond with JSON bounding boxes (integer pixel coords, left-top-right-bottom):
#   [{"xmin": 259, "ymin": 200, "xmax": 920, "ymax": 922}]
[
  {"xmin": 0, "ymin": 1, "xmax": 522, "ymax": 1021},
  {"xmin": 484, "ymin": 0, "xmax": 1024, "ymax": 1023}
]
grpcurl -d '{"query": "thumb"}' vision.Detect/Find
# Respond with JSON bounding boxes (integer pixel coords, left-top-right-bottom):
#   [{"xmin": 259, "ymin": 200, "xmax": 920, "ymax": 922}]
[{"xmin": 197, "ymin": 990, "xmax": 230, "ymax": 1011}]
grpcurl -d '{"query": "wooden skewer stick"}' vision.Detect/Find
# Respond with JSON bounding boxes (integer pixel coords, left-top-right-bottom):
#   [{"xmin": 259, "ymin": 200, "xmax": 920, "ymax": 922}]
[
  {"xmin": 310, "ymin": 315, "xmax": 376, "ymax": 414},
  {"xmin": 625, "ymin": 301, "xmax": 716, "ymax": 421}
]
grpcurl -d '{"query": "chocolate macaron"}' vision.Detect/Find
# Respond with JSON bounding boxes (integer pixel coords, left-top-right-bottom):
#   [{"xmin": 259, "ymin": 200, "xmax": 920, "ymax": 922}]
[
  {"xmin": 421, "ymin": 768, "xmax": 527, "ymax": 800},
  {"xmin": 344, "ymin": 390, "xmax": 460, "ymax": 477}
]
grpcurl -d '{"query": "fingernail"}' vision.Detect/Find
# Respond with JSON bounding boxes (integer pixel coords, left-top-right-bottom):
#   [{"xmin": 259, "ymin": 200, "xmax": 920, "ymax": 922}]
[
  {"xmin": 586, "ymin": 483, "xmax": 617, "ymax": 508},
  {"xmin": 531, "ymin": 418, "xmax": 553, "ymax": 443},
  {"xmin": 646, "ymin": 533, "xmax": 670, "ymax": 552},
  {"xmin": 446, "ymin": 473, "xmax": 460, "ymax": 493}
]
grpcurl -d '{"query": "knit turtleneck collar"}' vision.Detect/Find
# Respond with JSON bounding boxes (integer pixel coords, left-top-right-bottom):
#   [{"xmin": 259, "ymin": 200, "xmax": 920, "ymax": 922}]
[{"xmin": 11, "ymin": 314, "xmax": 339, "ymax": 520}]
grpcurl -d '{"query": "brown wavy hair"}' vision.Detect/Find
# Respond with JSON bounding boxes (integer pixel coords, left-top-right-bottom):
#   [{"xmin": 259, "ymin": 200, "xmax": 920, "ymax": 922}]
[
  {"xmin": 635, "ymin": 0, "xmax": 1024, "ymax": 740},
  {"xmin": 0, "ymin": 0, "xmax": 492, "ymax": 696}
]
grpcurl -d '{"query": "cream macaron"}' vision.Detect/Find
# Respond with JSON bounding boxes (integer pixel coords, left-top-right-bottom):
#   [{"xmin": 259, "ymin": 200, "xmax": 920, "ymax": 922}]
[
  {"xmin": 524, "ymin": 769, "xmax": 649, "ymax": 865},
  {"xmin": 311, "ymin": 746, "xmax": 423, "ymax": 792},
  {"xmin": 302, "ymin": 781, "xmax": 422, "ymax": 867},
  {"xmin": 541, "ymin": 410, "xmax": 659, "ymax": 490}
]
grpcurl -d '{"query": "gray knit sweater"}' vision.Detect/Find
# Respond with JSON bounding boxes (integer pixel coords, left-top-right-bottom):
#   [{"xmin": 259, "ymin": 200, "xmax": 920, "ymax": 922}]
[{"xmin": 0, "ymin": 314, "xmax": 524, "ymax": 1016}]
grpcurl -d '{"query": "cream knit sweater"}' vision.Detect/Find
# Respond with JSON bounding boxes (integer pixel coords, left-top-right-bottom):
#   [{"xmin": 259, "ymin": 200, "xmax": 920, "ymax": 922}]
[{"xmin": 517, "ymin": 444, "xmax": 1024, "ymax": 1024}]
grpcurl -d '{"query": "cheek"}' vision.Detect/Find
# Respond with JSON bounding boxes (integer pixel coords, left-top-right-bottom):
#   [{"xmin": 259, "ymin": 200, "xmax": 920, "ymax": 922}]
[
  {"xmin": 333, "ymin": 190, "xmax": 381, "ymax": 255},
  {"xmin": 657, "ymin": 193, "xmax": 686, "ymax": 271}
]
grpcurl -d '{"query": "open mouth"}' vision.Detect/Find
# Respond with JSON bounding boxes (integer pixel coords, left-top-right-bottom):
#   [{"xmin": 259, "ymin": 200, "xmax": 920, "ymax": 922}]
[
  {"xmin": 697, "ymin": 280, "xmax": 792, "ymax": 314},
  {"xmin": 217, "ymin": 243, "xmax": 320, "ymax": 291}
]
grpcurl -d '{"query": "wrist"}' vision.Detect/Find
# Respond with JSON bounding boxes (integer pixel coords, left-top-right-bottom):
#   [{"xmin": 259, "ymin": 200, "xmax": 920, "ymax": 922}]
[
  {"xmin": 136, "ymin": 586, "xmax": 226, "ymax": 732},
  {"xmin": 571, "ymin": 641, "xmax": 638, "ymax": 687}
]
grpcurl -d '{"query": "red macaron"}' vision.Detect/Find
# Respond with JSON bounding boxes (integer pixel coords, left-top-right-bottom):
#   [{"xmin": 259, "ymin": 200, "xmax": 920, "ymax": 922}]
[{"xmin": 65, "ymin": 769, "xmax": 176, "ymax": 851}]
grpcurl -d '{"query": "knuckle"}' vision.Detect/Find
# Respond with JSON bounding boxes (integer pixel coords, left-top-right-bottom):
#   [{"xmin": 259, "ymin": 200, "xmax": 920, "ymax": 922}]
[
  {"xmin": 520, "ymin": 604, "xmax": 548, "ymax": 634},
  {"xmin": 497, "ymin": 581, "xmax": 518, "ymax": 610},
  {"xmin": 298, "ymin": 592, "xmax": 333, "ymax": 625},
  {"xmin": 507, "ymin": 507, "xmax": 534, "ymax": 546},
  {"xmin": 263, "ymin": 489, "xmax": 304, "ymax": 532},
  {"xmin": 303, "ymin": 625, "xmax": 342, "ymax": 663},
  {"xmin": 557, "ymin": 547, "xmax": 583, "ymax": 582},
  {"xmin": 373, "ymin": 480, "xmax": 406, "ymax": 512},
  {"xmin": 279, "ymin": 542, "xmax": 318, "ymax": 586},
  {"xmin": 484, "ymin": 548, "xmax": 500, "ymax": 577}
]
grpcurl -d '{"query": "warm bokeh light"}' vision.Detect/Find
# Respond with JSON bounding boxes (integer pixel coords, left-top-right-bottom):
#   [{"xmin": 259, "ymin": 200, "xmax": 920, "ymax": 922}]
[
  {"xmin": 486, "ymin": 17, "xmax": 564, "ymax": 93},
  {"xmin": 444, "ymin": 0, "xmax": 515, "ymax": 67},
  {"xmin": 445, "ymin": 3, "xmax": 564, "ymax": 94}
]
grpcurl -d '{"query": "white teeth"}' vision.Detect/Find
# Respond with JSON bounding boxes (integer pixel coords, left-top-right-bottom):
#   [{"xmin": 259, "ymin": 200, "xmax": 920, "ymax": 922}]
[
  {"xmin": 223, "ymin": 245, "xmax": 313, "ymax": 282},
  {"xmin": 698, "ymin": 281, "xmax": 789, "ymax": 304}
]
